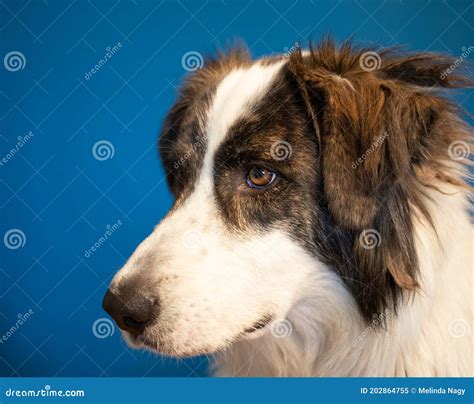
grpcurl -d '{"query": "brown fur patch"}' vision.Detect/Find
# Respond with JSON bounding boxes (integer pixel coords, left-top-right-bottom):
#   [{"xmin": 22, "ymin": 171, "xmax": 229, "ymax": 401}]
[{"xmin": 288, "ymin": 38, "xmax": 472, "ymax": 318}]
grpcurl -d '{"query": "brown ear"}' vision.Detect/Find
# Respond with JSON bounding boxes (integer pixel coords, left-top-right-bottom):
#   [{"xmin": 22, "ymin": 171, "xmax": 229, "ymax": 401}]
[{"xmin": 286, "ymin": 43, "xmax": 466, "ymax": 296}]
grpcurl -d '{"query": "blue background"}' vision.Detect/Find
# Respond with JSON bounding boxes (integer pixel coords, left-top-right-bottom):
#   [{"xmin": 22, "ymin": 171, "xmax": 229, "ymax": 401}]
[{"xmin": 0, "ymin": 0, "xmax": 473, "ymax": 377}]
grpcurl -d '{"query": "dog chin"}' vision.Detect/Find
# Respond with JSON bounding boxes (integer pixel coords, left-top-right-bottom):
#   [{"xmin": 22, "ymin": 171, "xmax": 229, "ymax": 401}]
[
  {"xmin": 121, "ymin": 329, "xmax": 224, "ymax": 358},
  {"xmin": 120, "ymin": 321, "xmax": 271, "ymax": 358}
]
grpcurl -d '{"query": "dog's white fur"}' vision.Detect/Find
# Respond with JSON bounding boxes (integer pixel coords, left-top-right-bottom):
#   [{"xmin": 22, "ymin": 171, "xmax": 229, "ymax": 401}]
[{"xmin": 110, "ymin": 60, "xmax": 473, "ymax": 376}]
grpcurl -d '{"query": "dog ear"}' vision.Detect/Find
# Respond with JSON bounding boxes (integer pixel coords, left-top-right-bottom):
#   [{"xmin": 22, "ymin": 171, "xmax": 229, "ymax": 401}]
[{"xmin": 286, "ymin": 43, "xmax": 470, "ymax": 295}]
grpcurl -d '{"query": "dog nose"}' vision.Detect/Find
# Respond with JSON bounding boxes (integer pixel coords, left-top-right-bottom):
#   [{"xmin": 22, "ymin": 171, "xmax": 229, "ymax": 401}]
[{"xmin": 102, "ymin": 288, "xmax": 155, "ymax": 335}]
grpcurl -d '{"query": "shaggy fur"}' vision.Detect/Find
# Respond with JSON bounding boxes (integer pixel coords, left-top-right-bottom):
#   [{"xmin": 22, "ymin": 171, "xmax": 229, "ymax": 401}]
[{"xmin": 103, "ymin": 39, "xmax": 473, "ymax": 376}]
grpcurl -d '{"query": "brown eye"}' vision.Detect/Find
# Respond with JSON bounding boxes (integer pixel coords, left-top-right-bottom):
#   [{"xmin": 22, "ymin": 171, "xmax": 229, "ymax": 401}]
[{"xmin": 246, "ymin": 166, "xmax": 277, "ymax": 189}]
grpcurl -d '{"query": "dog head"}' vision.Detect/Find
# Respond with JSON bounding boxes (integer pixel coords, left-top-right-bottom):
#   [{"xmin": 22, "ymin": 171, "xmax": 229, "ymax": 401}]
[{"xmin": 103, "ymin": 40, "xmax": 471, "ymax": 357}]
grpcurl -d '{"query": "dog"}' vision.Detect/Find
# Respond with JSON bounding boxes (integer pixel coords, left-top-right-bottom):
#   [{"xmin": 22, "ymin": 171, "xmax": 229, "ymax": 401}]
[{"xmin": 103, "ymin": 39, "xmax": 472, "ymax": 376}]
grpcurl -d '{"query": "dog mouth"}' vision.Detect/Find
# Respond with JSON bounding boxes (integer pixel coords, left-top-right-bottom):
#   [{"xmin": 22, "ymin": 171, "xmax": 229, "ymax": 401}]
[{"xmin": 123, "ymin": 314, "xmax": 275, "ymax": 357}]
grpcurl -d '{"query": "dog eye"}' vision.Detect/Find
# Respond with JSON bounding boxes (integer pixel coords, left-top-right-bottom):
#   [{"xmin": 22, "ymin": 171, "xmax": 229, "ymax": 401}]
[{"xmin": 246, "ymin": 166, "xmax": 277, "ymax": 189}]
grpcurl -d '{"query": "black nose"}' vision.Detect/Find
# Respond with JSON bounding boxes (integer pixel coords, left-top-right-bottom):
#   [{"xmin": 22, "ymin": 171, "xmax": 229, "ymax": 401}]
[{"xmin": 102, "ymin": 288, "xmax": 156, "ymax": 336}]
